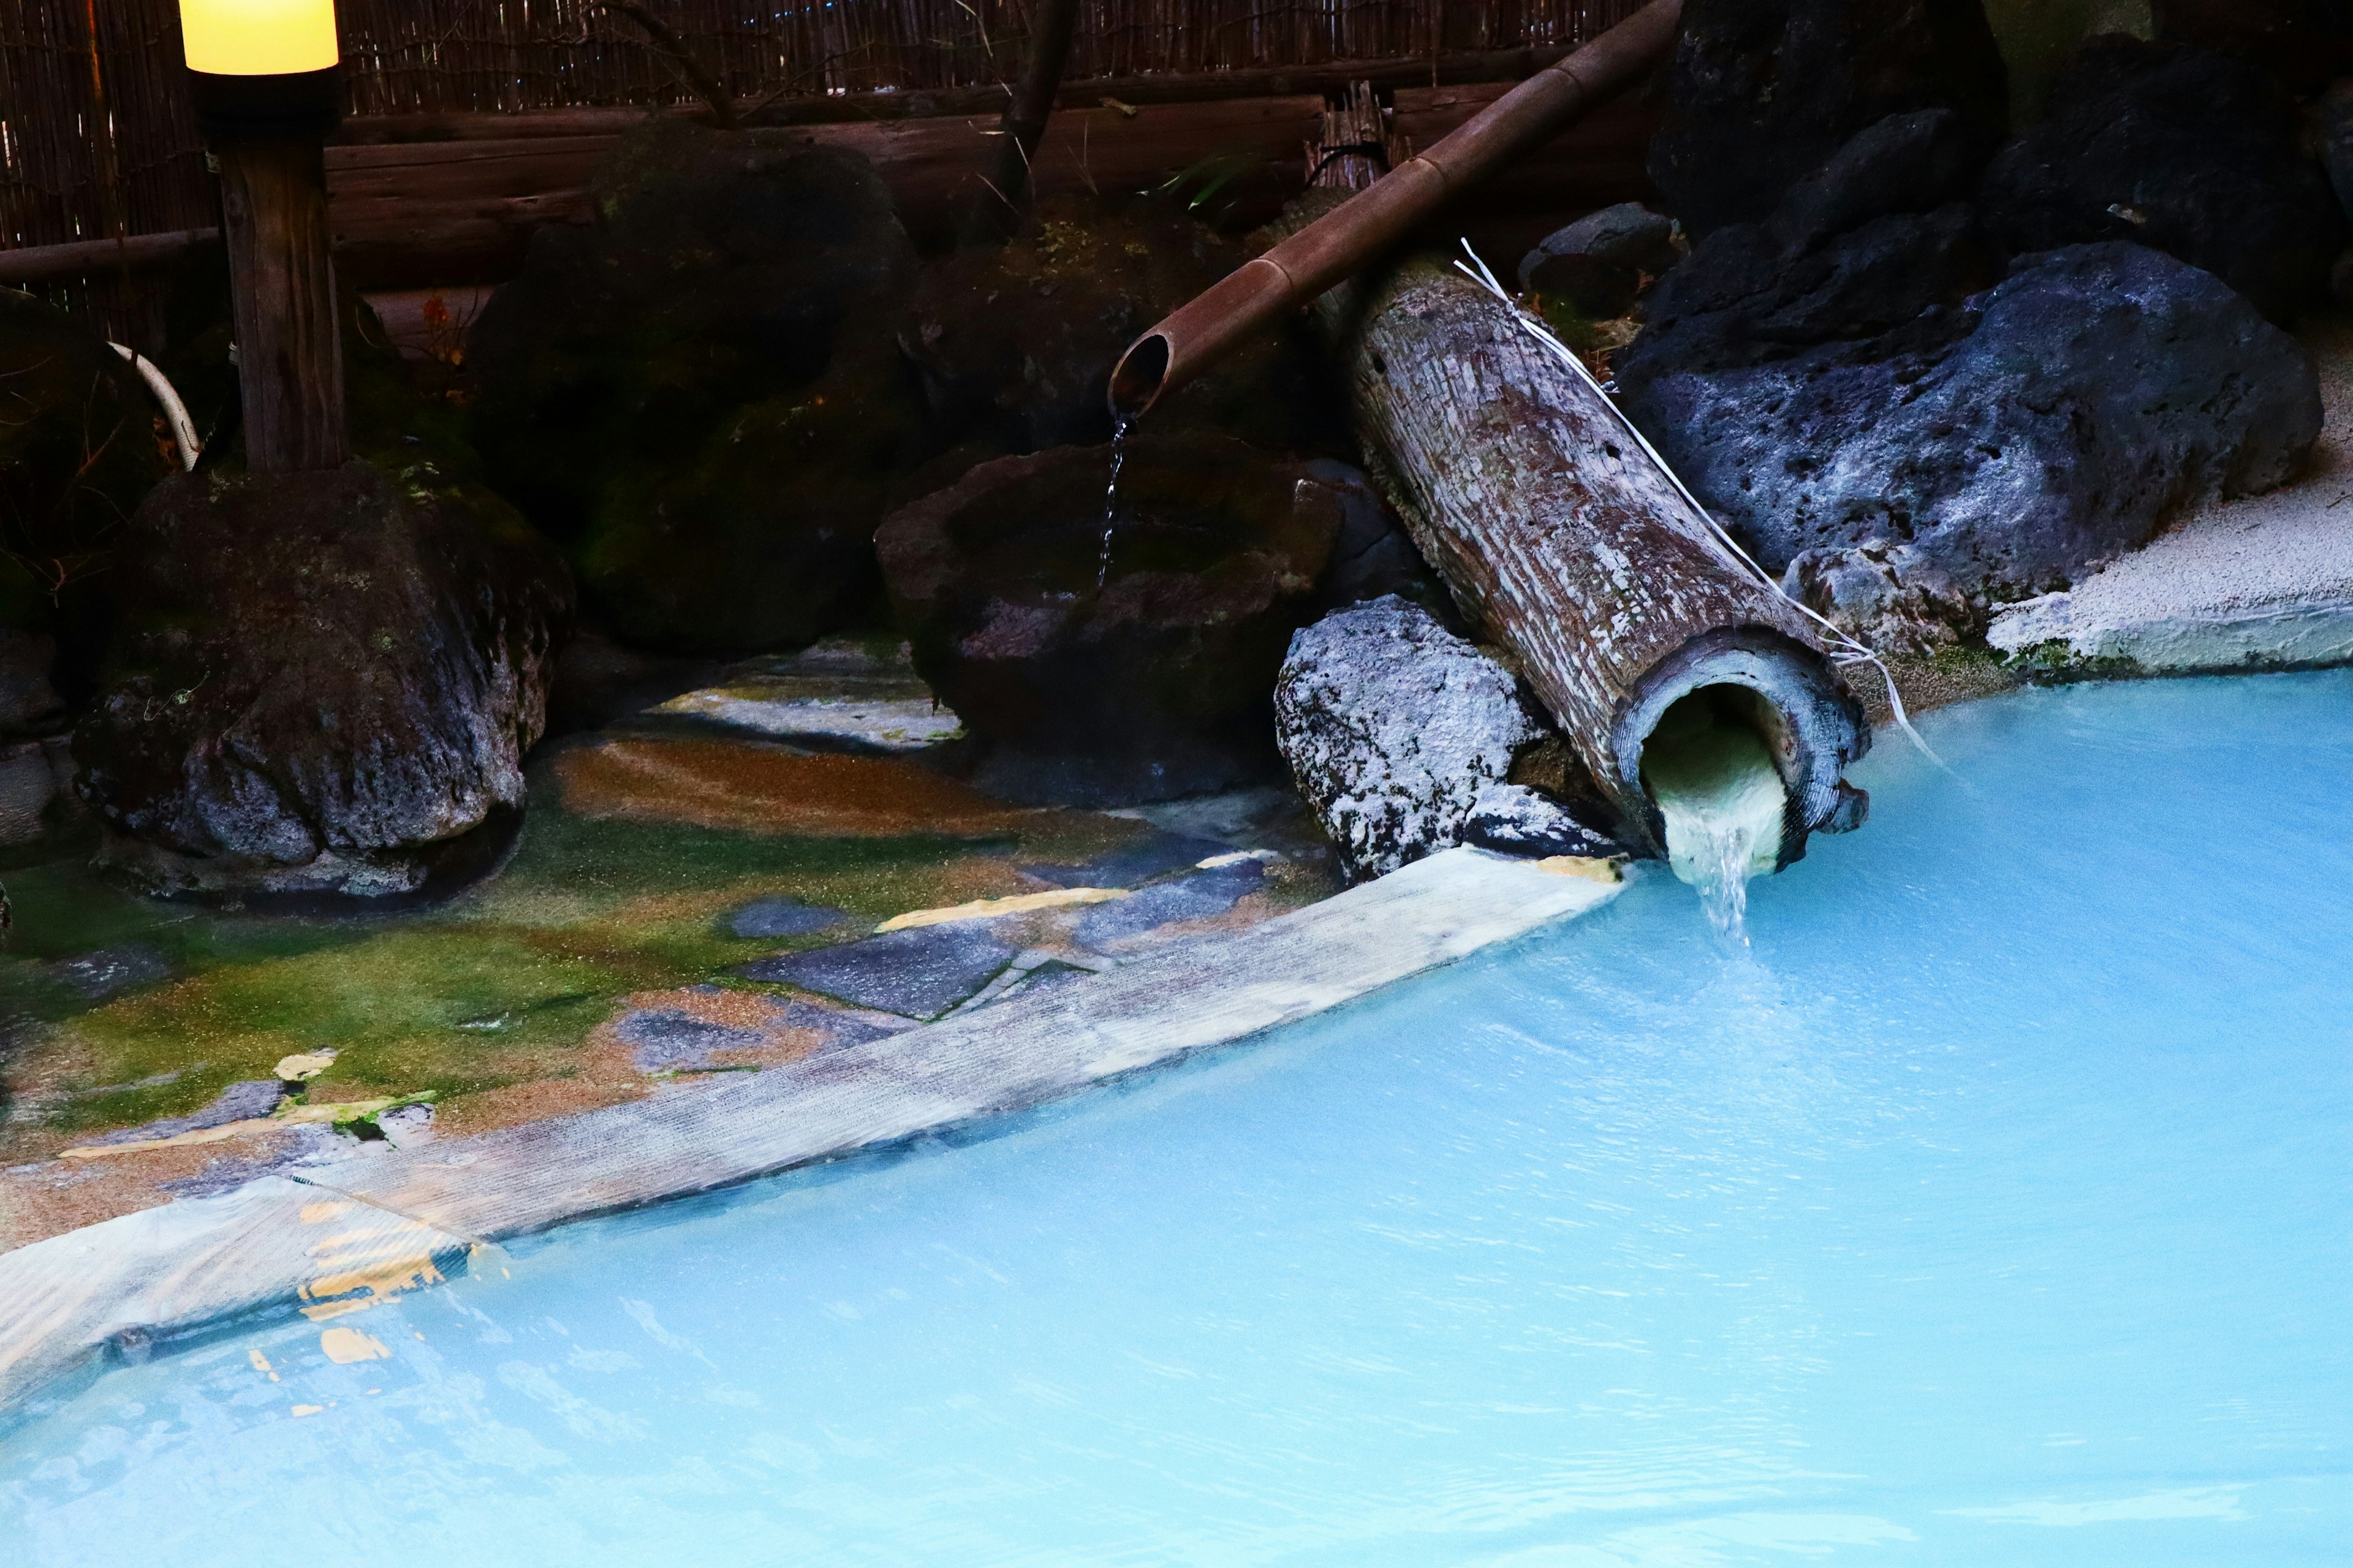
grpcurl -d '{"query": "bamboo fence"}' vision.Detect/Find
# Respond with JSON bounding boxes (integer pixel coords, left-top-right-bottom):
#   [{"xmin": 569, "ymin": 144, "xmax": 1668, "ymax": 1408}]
[{"xmin": 2, "ymin": 0, "xmax": 1641, "ymax": 336}]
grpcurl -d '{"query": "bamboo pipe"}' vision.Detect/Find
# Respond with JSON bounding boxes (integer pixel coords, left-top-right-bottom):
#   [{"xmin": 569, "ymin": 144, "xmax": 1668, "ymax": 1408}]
[{"xmin": 1106, "ymin": 0, "xmax": 1681, "ymax": 420}]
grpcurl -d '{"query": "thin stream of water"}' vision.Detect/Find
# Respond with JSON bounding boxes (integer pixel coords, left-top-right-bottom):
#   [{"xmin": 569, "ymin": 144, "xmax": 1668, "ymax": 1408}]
[
  {"xmin": 1096, "ymin": 418, "xmax": 1130, "ymax": 589},
  {"xmin": 1643, "ymin": 705, "xmax": 1789, "ymax": 942}
]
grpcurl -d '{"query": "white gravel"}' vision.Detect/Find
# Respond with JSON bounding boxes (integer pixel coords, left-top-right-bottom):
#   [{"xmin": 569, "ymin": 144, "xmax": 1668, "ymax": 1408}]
[{"xmin": 1990, "ymin": 314, "xmax": 2353, "ymax": 673}]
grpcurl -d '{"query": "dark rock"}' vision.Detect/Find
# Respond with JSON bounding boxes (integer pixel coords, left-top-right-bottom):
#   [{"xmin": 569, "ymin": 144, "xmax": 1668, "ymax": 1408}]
[
  {"xmin": 0, "ymin": 735, "xmax": 72, "ymax": 848},
  {"xmin": 2154, "ymin": 0, "xmax": 2353, "ymax": 94},
  {"xmin": 726, "ymin": 896, "xmax": 850, "ymax": 939},
  {"xmin": 1020, "ymin": 831, "xmax": 1230, "ymax": 889},
  {"xmin": 1275, "ymin": 597, "xmax": 1610, "ymax": 881},
  {"xmin": 2321, "ymin": 78, "xmax": 2353, "ymax": 224},
  {"xmin": 741, "ymin": 921, "xmax": 1018, "ymax": 1020},
  {"xmin": 1461, "ymin": 782, "xmax": 1619, "ymax": 861},
  {"xmin": 1306, "ymin": 459, "xmax": 1448, "ymax": 614},
  {"xmin": 1626, "ymin": 202, "xmax": 1990, "ymax": 379},
  {"xmin": 1518, "ymin": 203, "xmax": 1680, "ymax": 318},
  {"xmin": 1978, "ymin": 39, "xmax": 2347, "ymax": 322},
  {"xmin": 74, "ymin": 462, "xmax": 572, "ymax": 900},
  {"xmin": 89, "ymin": 1078, "xmax": 287, "ymax": 1145},
  {"xmin": 876, "ymin": 433, "xmax": 1346, "ymax": 806},
  {"xmin": 1623, "ymin": 109, "xmax": 1997, "ymax": 382},
  {"xmin": 0, "ymin": 632, "xmax": 63, "ymax": 737},
  {"xmin": 1623, "ymin": 242, "xmax": 2322, "ymax": 648},
  {"xmin": 1069, "ymin": 859, "xmax": 1265, "ymax": 945},
  {"xmin": 51, "ymin": 942, "xmax": 171, "ymax": 1001},
  {"xmin": 901, "ymin": 197, "xmax": 1338, "ymax": 457},
  {"xmin": 1650, "ymin": 0, "xmax": 2010, "ymax": 239},
  {"xmin": 1765, "ymin": 108, "xmax": 1985, "ymax": 250},
  {"xmin": 468, "ymin": 120, "xmax": 922, "ymax": 654}
]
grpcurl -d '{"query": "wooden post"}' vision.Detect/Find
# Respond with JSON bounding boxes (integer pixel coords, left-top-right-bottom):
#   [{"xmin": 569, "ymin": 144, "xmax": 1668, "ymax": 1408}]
[
  {"xmin": 215, "ymin": 138, "xmax": 346, "ymax": 472},
  {"xmin": 193, "ymin": 67, "xmax": 348, "ymax": 473}
]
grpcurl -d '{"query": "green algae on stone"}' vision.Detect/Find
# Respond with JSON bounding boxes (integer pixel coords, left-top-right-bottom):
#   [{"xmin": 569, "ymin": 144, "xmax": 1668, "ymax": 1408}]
[{"xmin": 1, "ymin": 743, "xmax": 1154, "ymax": 1146}]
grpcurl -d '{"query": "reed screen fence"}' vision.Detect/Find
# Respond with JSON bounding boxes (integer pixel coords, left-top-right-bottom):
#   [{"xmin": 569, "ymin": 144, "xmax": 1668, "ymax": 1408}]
[{"xmin": 3, "ymin": 0, "xmax": 1641, "ymax": 334}]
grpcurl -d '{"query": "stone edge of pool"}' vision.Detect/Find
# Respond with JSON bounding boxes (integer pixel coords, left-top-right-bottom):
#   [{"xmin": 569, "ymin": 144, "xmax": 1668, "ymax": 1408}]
[{"xmin": 0, "ymin": 846, "xmax": 1623, "ymax": 1428}]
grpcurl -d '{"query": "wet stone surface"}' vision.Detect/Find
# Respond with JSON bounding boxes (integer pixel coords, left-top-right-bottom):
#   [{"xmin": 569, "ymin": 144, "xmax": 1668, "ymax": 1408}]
[
  {"xmin": 741, "ymin": 922, "xmax": 1022, "ymax": 1021},
  {"xmin": 1071, "ymin": 860, "xmax": 1265, "ymax": 947},
  {"xmin": 1020, "ymin": 831, "xmax": 1231, "ymax": 890}
]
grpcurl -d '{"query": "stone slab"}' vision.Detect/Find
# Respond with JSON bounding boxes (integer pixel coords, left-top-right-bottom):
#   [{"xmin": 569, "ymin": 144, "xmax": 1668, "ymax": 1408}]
[
  {"xmin": 740, "ymin": 922, "xmax": 1021, "ymax": 1020},
  {"xmin": 650, "ymin": 638, "xmax": 964, "ymax": 752},
  {"xmin": 1070, "ymin": 860, "xmax": 1267, "ymax": 945},
  {"xmin": 0, "ymin": 848, "xmax": 1619, "ymax": 1426}
]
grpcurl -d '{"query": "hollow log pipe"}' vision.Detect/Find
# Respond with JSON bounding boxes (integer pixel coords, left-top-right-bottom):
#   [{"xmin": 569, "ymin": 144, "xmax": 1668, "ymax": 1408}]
[
  {"xmin": 1310, "ymin": 241, "xmax": 1870, "ymax": 865},
  {"xmin": 1107, "ymin": 0, "xmax": 1680, "ymax": 419}
]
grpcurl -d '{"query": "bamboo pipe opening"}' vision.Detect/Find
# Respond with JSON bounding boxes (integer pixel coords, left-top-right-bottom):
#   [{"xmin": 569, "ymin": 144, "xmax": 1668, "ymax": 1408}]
[
  {"xmin": 1613, "ymin": 627, "xmax": 1870, "ymax": 869},
  {"xmin": 1108, "ymin": 332, "xmax": 1171, "ymax": 421}
]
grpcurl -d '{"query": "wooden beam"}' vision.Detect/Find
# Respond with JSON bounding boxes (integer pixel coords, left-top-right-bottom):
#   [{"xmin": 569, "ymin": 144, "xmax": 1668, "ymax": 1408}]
[
  {"xmin": 0, "ymin": 228, "xmax": 221, "ymax": 287},
  {"xmin": 330, "ymin": 46, "xmax": 1599, "ymax": 145},
  {"xmin": 0, "ymin": 87, "xmax": 1657, "ymax": 295}
]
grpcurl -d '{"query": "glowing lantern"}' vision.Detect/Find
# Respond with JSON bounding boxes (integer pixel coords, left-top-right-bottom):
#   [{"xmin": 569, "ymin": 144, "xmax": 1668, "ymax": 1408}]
[{"xmin": 180, "ymin": 0, "xmax": 340, "ymax": 78}]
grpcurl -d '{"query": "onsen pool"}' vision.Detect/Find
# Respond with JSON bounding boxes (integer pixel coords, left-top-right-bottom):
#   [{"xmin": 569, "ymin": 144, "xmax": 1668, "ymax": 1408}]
[{"xmin": 4, "ymin": 672, "xmax": 2350, "ymax": 1566}]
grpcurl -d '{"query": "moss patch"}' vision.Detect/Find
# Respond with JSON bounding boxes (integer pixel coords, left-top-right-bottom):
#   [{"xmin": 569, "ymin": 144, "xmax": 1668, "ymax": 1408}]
[{"xmin": 0, "ymin": 741, "xmax": 1150, "ymax": 1156}]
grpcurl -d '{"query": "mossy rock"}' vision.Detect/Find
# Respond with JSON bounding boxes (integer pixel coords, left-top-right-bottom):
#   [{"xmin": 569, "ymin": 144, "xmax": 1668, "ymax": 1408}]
[
  {"xmin": 573, "ymin": 338, "xmax": 919, "ymax": 654},
  {"xmin": 903, "ymin": 192, "xmax": 1343, "ymax": 458},
  {"xmin": 75, "ymin": 460, "xmax": 572, "ymax": 901},
  {"xmin": 468, "ymin": 121, "xmax": 920, "ymax": 543}
]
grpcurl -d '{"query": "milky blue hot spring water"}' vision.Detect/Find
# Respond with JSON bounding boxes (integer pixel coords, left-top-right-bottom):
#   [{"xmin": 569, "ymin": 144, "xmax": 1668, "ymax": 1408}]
[{"xmin": 6, "ymin": 672, "xmax": 2351, "ymax": 1567}]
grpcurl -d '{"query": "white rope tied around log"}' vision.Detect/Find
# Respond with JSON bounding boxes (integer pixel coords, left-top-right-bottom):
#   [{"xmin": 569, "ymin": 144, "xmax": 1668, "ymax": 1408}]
[{"xmin": 1453, "ymin": 241, "xmax": 1946, "ymax": 768}]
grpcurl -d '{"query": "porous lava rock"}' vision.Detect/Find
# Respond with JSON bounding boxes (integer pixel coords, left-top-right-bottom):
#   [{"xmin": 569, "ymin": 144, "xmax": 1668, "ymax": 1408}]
[
  {"xmin": 467, "ymin": 119, "xmax": 921, "ymax": 653},
  {"xmin": 900, "ymin": 197, "xmax": 1338, "ymax": 458},
  {"xmin": 1275, "ymin": 597, "xmax": 1614, "ymax": 882},
  {"xmin": 1649, "ymin": 0, "xmax": 2010, "ymax": 240},
  {"xmin": 876, "ymin": 433, "xmax": 1344, "ymax": 805},
  {"xmin": 75, "ymin": 462, "xmax": 572, "ymax": 899},
  {"xmin": 1624, "ymin": 108, "xmax": 1996, "ymax": 379},
  {"xmin": 1623, "ymin": 242, "xmax": 2321, "ymax": 649},
  {"xmin": 1517, "ymin": 203, "xmax": 1682, "ymax": 319},
  {"xmin": 1978, "ymin": 38, "xmax": 2347, "ymax": 322}
]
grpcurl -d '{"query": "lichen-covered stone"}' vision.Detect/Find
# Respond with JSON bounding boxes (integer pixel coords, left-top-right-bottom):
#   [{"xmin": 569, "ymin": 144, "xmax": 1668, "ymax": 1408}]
[
  {"xmin": 1461, "ymin": 782, "xmax": 1618, "ymax": 862},
  {"xmin": 1274, "ymin": 597, "xmax": 1610, "ymax": 881},
  {"xmin": 74, "ymin": 462, "xmax": 572, "ymax": 900}
]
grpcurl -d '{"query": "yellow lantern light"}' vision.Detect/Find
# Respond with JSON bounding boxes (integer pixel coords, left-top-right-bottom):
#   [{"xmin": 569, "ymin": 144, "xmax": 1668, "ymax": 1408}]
[{"xmin": 180, "ymin": 0, "xmax": 339, "ymax": 77}]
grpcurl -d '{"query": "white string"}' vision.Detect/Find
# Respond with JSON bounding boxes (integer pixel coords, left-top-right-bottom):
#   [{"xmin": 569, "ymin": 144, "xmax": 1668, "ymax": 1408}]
[{"xmin": 1452, "ymin": 241, "xmax": 1946, "ymax": 769}]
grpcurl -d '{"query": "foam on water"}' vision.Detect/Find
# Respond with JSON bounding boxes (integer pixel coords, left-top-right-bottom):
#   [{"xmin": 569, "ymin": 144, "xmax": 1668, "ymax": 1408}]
[
  {"xmin": 1642, "ymin": 698, "xmax": 1788, "ymax": 942},
  {"xmin": 6, "ymin": 674, "xmax": 2352, "ymax": 1568}
]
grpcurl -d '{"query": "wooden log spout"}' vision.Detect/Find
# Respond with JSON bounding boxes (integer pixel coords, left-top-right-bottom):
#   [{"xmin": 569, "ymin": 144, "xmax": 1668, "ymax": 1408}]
[{"xmin": 1317, "ymin": 248, "xmax": 1871, "ymax": 865}]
